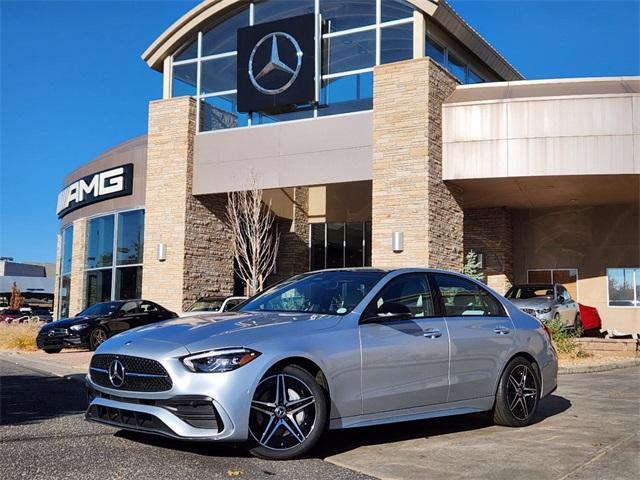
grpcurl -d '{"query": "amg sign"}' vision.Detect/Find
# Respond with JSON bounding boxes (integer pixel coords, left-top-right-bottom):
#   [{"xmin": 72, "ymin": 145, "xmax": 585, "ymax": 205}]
[{"xmin": 56, "ymin": 164, "xmax": 133, "ymax": 218}]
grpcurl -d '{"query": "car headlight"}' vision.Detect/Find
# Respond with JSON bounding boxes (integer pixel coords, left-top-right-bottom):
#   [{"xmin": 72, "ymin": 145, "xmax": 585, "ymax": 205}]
[
  {"xmin": 182, "ymin": 348, "xmax": 260, "ymax": 373},
  {"xmin": 69, "ymin": 323, "xmax": 90, "ymax": 331},
  {"xmin": 536, "ymin": 307, "xmax": 552, "ymax": 314}
]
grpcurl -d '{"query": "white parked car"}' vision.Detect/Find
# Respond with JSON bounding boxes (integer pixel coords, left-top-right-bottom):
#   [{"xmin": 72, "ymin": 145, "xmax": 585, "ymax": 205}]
[{"xmin": 180, "ymin": 296, "xmax": 247, "ymax": 317}]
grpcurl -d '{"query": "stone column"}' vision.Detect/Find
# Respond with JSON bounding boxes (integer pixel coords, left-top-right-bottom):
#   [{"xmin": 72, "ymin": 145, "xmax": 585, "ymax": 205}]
[
  {"xmin": 464, "ymin": 207, "xmax": 514, "ymax": 294},
  {"xmin": 142, "ymin": 97, "xmax": 234, "ymax": 312},
  {"xmin": 68, "ymin": 218, "xmax": 87, "ymax": 316},
  {"xmin": 372, "ymin": 57, "xmax": 463, "ymax": 270},
  {"xmin": 272, "ymin": 187, "xmax": 309, "ymax": 284}
]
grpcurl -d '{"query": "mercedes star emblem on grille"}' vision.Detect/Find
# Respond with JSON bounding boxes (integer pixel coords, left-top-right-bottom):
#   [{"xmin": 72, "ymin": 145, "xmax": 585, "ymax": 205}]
[
  {"xmin": 248, "ymin": 32, "xmax": 302, "ymax": 95},
  {"xmin": 108, "ymin": 358, "xmax": 126, "ymax": 388}
]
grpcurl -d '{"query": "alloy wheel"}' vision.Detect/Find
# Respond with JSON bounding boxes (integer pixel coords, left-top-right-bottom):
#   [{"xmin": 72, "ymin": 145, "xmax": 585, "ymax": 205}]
[
  {"xmin": 249, "ymin": 374, "xmax": 317, "ymax": 451},
  {"xmin": 506, "ymin": 364, "xmax": 538, "ymax": 420},
  {"xmin": 91, "ymin": 328, "xmax": 107, "ymax": 348}
]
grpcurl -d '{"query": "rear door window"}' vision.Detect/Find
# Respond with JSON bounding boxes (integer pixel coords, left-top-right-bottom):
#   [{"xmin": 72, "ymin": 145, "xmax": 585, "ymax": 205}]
[{"xmin": 432, "ymin": 274, "xmax": 506, "ymax": 317}]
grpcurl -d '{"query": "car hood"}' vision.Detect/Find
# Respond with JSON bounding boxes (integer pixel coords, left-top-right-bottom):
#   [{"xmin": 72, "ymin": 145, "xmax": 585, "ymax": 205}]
[
  {"xmin": 509, "ymin": 297, "xmax": 553, "ymax": 309},
  {"xmin": 39, "ymin": 316, "xmax": 100, "ymax": 330},
  {"xmin": 100, "ymin": 311, "xmax": 343, "ymax": 354}
]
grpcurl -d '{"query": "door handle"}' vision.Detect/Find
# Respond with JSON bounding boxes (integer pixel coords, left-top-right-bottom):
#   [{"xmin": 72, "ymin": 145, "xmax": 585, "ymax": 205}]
[
  {"xmin": 494, "ymin": 326, "xmax": 510, "ymax": 335},
  {"xmin": 423, "ymin": 328, "xmax": 442, "ymax": 339}
]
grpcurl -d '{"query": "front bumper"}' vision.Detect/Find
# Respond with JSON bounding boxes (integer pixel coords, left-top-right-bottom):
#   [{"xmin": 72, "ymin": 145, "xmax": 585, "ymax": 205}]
[
  {"xmin": 36, "ymin": 332, "xmax": 87, "ymax": 349},
  {"xmin": 83, "ymin": 353, "xmax": 266, "ymax": 442}
]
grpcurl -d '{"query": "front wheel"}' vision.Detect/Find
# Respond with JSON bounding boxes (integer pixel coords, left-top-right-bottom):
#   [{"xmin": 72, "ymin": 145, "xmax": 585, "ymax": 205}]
[
  {"xmin": 247, "ymin": 365, "xmax": 327, "ymax": 460},
  {"xmin": 493, "ymin": 357, "xmax": 540, "ymax": 427},
  {"xmin": 89, "ymin": 327, "xmax": 107, "ymax": 351}
]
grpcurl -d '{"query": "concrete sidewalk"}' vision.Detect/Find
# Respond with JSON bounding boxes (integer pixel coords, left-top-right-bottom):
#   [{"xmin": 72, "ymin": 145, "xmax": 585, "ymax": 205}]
[{"xmin": 0, "ymin": 349, "xmax": 90, "ymax": 381}]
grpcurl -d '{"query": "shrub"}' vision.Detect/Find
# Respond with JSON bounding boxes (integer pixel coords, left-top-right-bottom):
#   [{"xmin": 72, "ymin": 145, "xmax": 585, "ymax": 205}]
[
  {"xmin": 0, "ymin": 322, "xmax": 40, "ymax": 351},
  {"xmin": 546, "ymin": 318, "xmax": 588, "ymax": 358}
]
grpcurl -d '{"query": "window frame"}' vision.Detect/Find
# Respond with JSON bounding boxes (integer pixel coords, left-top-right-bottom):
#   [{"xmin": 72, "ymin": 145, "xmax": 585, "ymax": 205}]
[
  {"xmin": 84, "ymin": 208, "xmax": 145, "ymax": 308},
  {"xmin": 606, "ymin": 267, "xmax": 640, "ymax": 308},
  {"xmin": 170, "ymin": 0, "xmax": 416, "ymax": 133},
  {"xmin": 429, "ymin": 272, "xmax": 508, "ymax": 318}
]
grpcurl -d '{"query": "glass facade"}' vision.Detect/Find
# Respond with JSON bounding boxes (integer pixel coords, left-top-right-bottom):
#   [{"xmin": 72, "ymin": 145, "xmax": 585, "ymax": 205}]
[
  {"xmin": 309, "ymin": 221, "xmax": 372, "ymax": 270},
  {"xmin": 85, "ymin": 210, "xmax": 144, "ymax": 308},
  {"xmin": 171, "ymin": 0, "xmax": 415, "ymax": 132},
  {"xmin": 425, "ymin": 36, "xmax": 485, "ymax": 84},
  {"xmin": 58, "ymin": 225, "xmax": 73, "ymax": 318}
]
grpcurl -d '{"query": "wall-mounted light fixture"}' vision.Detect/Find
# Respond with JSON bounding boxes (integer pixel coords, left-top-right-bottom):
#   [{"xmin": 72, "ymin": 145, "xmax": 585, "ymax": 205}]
[
  {"xmin": 392, "ymin": 231, "xmax": 404, "ymax": 253},
  {"xmin": 477, "ymin": 252, "xmax": 484, "ymax": 269},
  {"xmin": 157, "ymin": 243, "xmax": 166, "ymax": 262}
]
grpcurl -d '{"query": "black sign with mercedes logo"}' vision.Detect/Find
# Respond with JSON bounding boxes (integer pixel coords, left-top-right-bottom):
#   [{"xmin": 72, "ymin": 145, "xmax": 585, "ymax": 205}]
[{"xmin": 237, "ymin": 14, "xmax": 316, "ymax": 113}]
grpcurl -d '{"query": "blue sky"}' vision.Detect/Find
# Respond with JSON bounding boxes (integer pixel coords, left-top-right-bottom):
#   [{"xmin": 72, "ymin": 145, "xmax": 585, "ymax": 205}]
[{"xmin": 1, "ymin": 0, "xmax": 638, "ymax": 263}]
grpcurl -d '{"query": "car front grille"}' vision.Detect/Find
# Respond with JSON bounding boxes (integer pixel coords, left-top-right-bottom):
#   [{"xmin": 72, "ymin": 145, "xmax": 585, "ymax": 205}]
[
  {"xmin": 90, "ymin": 354, "xmax": 173, "ymax": 392},
  {"xmin": 44, "ymin": 327, "xmax": 68, "ymax": 336},
  {"xmin": 86, "ymin": 404, "xmax": 174, "ymax": 435}
]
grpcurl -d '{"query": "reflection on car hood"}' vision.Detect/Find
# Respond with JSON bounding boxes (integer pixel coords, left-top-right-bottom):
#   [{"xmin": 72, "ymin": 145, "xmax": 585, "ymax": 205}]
[
  {"xmin": 509, "ymin": 298, "xmax": 554, "ymax": 309},
  {"xmin": 39, "ymin": 316, "xmax": 98, "ymax": 329},
  {"xmin": 104, "ymin": 311, "xmax": 342, "ymax": 354}
]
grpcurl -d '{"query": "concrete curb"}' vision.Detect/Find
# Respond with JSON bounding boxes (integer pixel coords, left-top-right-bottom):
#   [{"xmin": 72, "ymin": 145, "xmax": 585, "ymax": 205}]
[
  {"xmin": 558, "ymin": 358, "xmax": 640, "ymax": 375},
  {"xmin": 0, "ymin": 350, "xmax": 87, "ymax": 384}
]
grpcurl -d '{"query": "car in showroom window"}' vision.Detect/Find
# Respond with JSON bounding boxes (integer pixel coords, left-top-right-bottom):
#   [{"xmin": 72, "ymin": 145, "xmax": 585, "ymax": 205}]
[{"xmin": 85, "ymin": 269, "xmax": 557, "ymax": 460}]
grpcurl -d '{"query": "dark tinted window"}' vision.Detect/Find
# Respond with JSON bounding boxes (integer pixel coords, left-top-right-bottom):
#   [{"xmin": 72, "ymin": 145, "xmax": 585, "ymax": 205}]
[
  {"xmin": 367, "ymin": 273, "xmax": 434, "ymax": 318},
  {"xmin": 433, "ymin": 274, "xmax": 506, "ymax": 317},
  {"xmin": 139, "ymin": 301, "xmax": 159, "ymax": 313},
  {"xmin": 80, "ymin": 301, "xmax": 121, "ymax": 317}
]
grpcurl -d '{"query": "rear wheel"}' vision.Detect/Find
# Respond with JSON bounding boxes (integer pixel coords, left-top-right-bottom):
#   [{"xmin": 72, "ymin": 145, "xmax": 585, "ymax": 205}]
[
  {"xmin": 573, "ymin": 313, "xmax": 583, "ymax": 336},
  {"xmin": 44, "ymin": 348, "xmax": 62, "ymax": 354},
  {"xmin": 493, "ymin": 357, "xmax": 540, "ymax": 427},
  {"xmin": 247, "ymin": 365, "xmax": 327, "ymax": 460},
  {"xmin": 89, "ymin": 327, "xmax": 107, "ymax": 351}
]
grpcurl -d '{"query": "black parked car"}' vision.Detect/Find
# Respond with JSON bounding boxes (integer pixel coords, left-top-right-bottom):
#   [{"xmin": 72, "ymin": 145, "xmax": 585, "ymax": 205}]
[{"xmin": 36, "ymin": 300, "xmax": 177, "ymax": 354}]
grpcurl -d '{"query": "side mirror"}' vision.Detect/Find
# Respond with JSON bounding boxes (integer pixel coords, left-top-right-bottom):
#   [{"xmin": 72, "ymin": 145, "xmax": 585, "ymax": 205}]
[
  {"xmin": 361, "ymin": 302, "xmax": 413, "ymax": 324},
  {"xmin": 557, "ymin": 295, "xmax": 565, "ymax": 304},
  {"xmin": 362, "ymin": 311, "xmax": 413, "ymax": 324}
]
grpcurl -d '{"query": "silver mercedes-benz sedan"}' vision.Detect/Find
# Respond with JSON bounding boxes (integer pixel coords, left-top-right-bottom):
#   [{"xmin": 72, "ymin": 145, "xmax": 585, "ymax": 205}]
[{"xmin": 85, "ymin": 268, "xmax": 558, "ymax": 460}]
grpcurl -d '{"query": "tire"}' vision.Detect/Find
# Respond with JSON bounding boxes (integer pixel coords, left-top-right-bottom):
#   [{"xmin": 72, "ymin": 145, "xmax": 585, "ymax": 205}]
[
  {"xmin": 247, "ymin": 365, "xmax": 327, "ymax": 460},
  {"xmin": 89, "ymin": 327, "xmax": 108, "ymax": 351},
  {"xmin": 573, "ymin": 313, "xmax": 583, "ymax": 336},
  {"xmin": 493, "ymin": 357, "xmax": 540, "ymax": 427},
  {"xmin": 44, "ymin": 348, "xmax": 62, "ymax": 354},
  {"xmin": 553, "ymin": 312, "xmax": 561, "ymax": 323}
]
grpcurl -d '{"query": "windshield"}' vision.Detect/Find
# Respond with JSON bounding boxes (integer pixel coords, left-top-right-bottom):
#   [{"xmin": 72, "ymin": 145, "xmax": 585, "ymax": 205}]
[
  {"xmin": 506, "ymin": 286, "xmax": 554, "ymax": 300},
  {"xmin": 80, "ymin": 302, "xmax": 122, "ymax": 317},
  {"xmin": 186, "ymin": 298, "xmax": 225, "ymax": 312},
  {"xmin": 239, "ymin": 271, "xmax": 386, "ymax": 315}
]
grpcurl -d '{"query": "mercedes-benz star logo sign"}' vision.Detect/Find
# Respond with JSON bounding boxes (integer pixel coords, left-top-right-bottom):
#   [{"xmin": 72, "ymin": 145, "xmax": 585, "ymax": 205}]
[
  {"xmin": 248, "ymin": 32, "xmax": 302, "ymax": 95},
  {"xmin": 108, "ymin": 359, "xmax": 125, "ymax": 388}
]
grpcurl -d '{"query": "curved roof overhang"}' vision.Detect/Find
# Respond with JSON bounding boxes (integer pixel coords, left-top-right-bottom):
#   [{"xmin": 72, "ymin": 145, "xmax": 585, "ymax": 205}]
[
  {"xmin": 142, "ymin": 0, "xmax": 439, "ymax": 71},
  {"xmin": 142, "ymin": 0, "xmax": 521, "ymax": 81}
]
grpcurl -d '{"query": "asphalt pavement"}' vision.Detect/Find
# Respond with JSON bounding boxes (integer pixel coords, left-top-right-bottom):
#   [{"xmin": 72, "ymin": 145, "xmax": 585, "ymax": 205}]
[
  {"xmin": 1, "ymin": 358, "xmax": 639, "ymax": 480},
  {"xmin": 0, "ymin": 359, "xmax": 372, "ymax": 480}
]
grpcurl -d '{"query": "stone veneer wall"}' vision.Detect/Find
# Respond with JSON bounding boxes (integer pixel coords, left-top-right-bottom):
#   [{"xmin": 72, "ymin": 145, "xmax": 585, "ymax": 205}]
[
  {"xmin": 464, "ymin": 207, "xmax": 513, "ymax": 294},
  {"xmin": 68, "ymin": 218, "xmax": 87, "ymax": 316},
  {"xmin": 142, "ymin": 97, "xmax": 234, "ymax": 312},
  {"xmin": 183, "ymin": 193, "xmax": 234, "ymax": 309},
  {"xmin": 372, "ymin": 57, "xmax": 463, "ymax": 270},
  {"xmin": 271, "ymin": 187, "xmax": 309, "ymax": 284}
]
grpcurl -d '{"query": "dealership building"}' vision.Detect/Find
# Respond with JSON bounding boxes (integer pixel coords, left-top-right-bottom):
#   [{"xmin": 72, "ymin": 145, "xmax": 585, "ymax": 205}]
[{"xmin": 53, "ymin": 0, "xmax": 639, "ymax": 333}]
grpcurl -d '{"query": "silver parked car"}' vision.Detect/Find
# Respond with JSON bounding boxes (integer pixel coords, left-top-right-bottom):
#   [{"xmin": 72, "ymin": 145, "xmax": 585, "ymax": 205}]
[
  {"xmin": 85, "ymin": 269, "xmax": 558, "ymax": 460},
  {"xmin": 505, "ymin": 283, "xmax": 580, "ymax": 329},
  {"xmin": 180, "ymin": 295, "xmax": 248, "ymax": 318}
]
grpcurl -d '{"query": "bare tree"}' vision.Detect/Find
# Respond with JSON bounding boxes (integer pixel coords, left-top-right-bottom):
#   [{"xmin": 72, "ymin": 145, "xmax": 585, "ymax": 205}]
[
  {"xmin": 9, "ymin": 282, "xmax": 23, "ymax": 310},
  {"xmin": 226, "ymin": 179, "xmax": 280, "ymax": 295}
]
